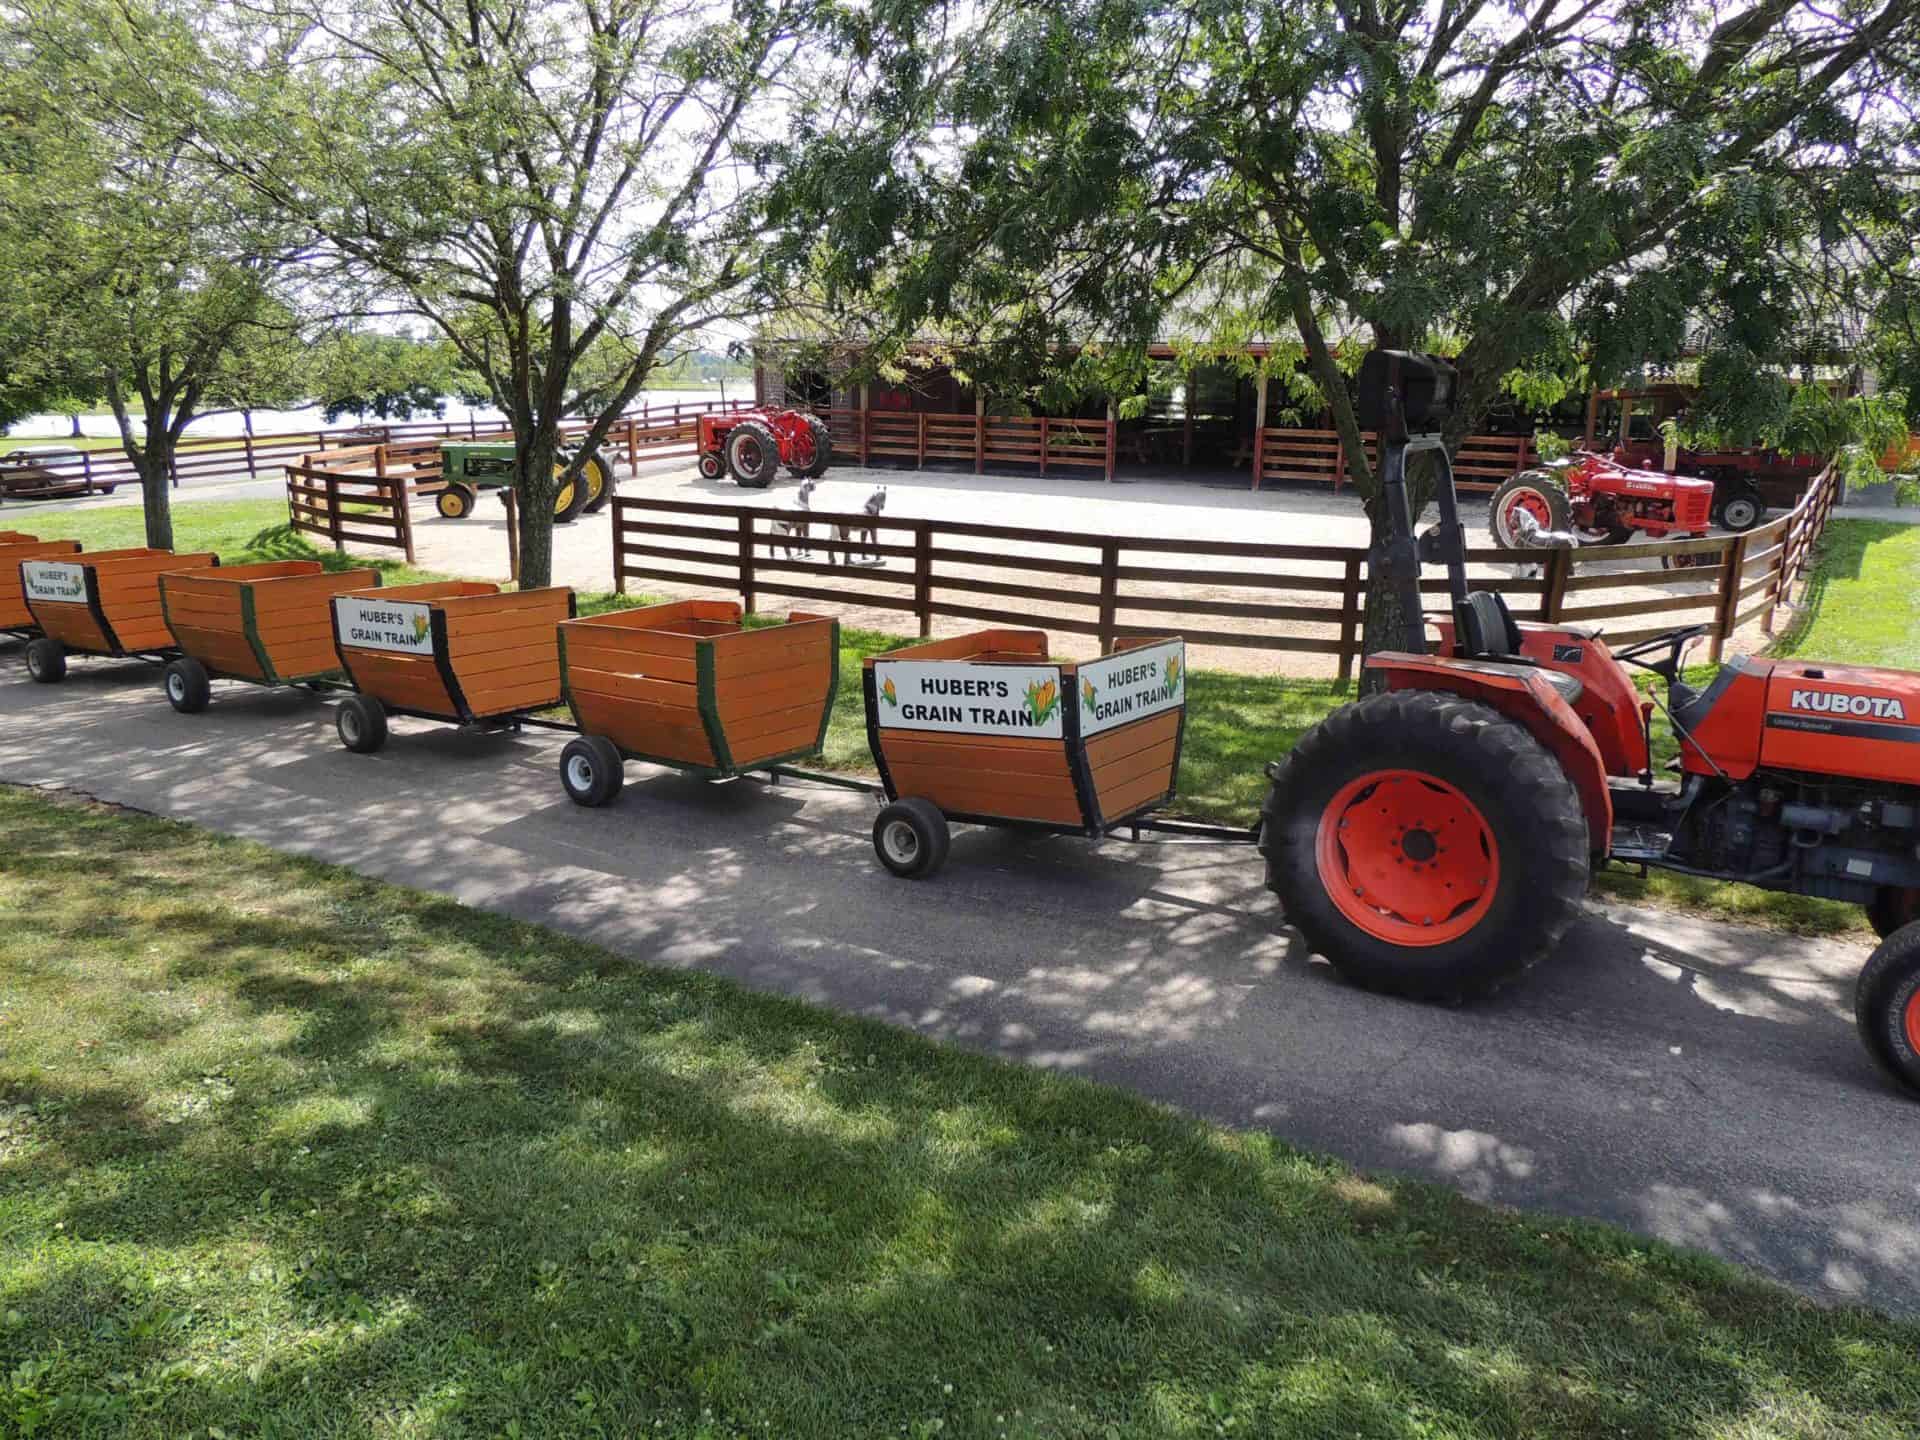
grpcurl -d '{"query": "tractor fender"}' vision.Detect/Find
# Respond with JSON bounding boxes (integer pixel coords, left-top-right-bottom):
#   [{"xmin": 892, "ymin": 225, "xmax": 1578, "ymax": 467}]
[{"xmin": 1363, "ymin": 652, "xmax": 1614, "ymax": 855}]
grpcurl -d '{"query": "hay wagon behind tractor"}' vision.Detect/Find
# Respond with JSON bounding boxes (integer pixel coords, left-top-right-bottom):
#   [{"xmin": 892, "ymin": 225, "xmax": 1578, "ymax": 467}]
[
  {"xmin": 18, "ymin": 548, "xmax": 219, "ymax": 683},
  {"xmin": 554, "ymin": 600, "xmax": 840, "ymax": 805},
  {"xmin": 0, "ymin": 534, "xmax": 81, "ymax": 636},
  {"xmin": 157, "ymin": 560, "xmax": 384, "ymax": 713},
  {"xmin": 863, "ymin": 628, "xmax": 1187, "ymax": 877},
  {"xmin": 328, "ymin": 581, "xmax": 576, "ymax": 753}
]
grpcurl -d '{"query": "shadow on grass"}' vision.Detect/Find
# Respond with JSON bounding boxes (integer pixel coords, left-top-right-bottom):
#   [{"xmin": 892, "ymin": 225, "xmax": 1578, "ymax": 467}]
[{"xmin": 2, "ymin": 790, "xmax": 1916, "ymax": 1437}]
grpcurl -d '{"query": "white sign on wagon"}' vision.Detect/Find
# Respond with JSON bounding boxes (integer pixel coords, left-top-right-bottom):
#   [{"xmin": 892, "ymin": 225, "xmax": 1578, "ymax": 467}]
[
  {"xmin": 873, "ymin": 660, "xmax": 1065, "ymax": 739},
  {"xmin": 334, "ymin": 596, "xmax": 434, "ymax": 655},
  {"xmin": 21, "ymin": 560, "xmax": 86, "ymax": 605},
  {"xmin": 1076, "ymin": 639, "xmax": 1185, "ymax": 736}
]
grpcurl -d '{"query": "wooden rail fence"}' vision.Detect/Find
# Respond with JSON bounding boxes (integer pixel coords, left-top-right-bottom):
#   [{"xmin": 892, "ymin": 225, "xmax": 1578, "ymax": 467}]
[
  {"xmin": 610, "ymin": 461, "xmax": 1842, "ymax": 678},
  {"xmin": 1255, "ymin": 428, "xmax": 1533, "ymax": 493}
]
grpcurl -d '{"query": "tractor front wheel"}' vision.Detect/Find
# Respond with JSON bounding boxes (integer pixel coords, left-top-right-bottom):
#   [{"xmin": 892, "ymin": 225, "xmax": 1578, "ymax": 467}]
[
  {"xmin": 725, "ymin": 420, "xmax": 780, "ymax": 488},
  {"xmin": 1715, "ymin": 482, "xmax": 1764, "ymax": 533},
  {"xmin": 1855, "ymin": 920, "xmax": 1920, "ymax": 1096},
  {"xmin": 697, "ymin": 452, "xmax": 726, "ymax": 481},
  {"xmin": 1261, "ymin": 689, "xmax": 1591, "ymax": 999},
  {"xmin": 1489, "ymin": 470, "xmax": 1572, "ymax": 549}
]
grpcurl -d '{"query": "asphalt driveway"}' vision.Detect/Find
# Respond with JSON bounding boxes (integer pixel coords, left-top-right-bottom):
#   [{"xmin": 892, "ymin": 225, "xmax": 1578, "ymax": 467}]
[{"xmin": 0, "ymin": 651, "xmax": 1914, "ymax": 1315}]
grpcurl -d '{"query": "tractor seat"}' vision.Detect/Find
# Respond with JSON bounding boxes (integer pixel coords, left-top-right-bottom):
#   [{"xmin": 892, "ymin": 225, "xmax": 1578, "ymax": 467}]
[{"xmin": 1450, "ymin": 590, "xmax": 1584, "ymax": 705}]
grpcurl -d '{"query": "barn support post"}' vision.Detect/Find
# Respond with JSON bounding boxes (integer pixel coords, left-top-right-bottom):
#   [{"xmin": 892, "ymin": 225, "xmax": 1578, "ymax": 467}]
[{"xmin": 1252, "ymin": 372, "xmax": 1269, "ymax": 490}]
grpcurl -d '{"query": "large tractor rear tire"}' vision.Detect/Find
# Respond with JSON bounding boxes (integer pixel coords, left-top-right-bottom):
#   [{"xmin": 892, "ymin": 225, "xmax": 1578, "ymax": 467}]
[
  {"xmin": 1489, "ymin": 469, "xmax": 1573, "ymax": 549},
  {"xmin": 577, "ymin": 449, "xmax": 616, "ymax": 514},
  {"xmin": 791, "ymin": 413, "xmax": 833, "ymax": 479},
  {"xmin": 1855, "ymin": 920, "xmax": 1920, "ymax": 1096},
  {"xmin": 1261, "ymin": 690, "xmax": 1591, "ymax": 999},
  {"xmin": 725, "ymin": 420, "xmax": 780, "ymax": 488},
  {"xmin": 551, "ymin": 460, "xmax": 591, "ymax": 524}
]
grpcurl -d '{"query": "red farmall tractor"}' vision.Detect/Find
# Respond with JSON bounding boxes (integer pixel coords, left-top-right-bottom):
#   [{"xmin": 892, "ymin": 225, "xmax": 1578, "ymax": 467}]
[
  {"xmin": 695, "ymin": 408, "xmax": 832, "ymax": 488},
  {"xmin": 1488, "ymin": 451, "xmax": 1718, "ymax": 554},
  {"xmin": 1261, "ymin": 352, "xmax": 1920, "ymax": 1095}
]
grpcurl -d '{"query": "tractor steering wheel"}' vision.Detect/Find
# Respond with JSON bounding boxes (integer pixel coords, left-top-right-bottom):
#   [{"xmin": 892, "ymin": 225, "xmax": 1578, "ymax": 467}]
[{"xmin": 1611, "ymin": 624, "xmax": 1710, "ymax": 685}]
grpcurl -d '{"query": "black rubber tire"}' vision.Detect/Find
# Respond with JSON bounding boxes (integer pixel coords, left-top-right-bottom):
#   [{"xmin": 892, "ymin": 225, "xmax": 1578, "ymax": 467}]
[
  {"xmin": 697, "ymin": 453, "xmax": 726, "ymax": 481},
  {"xmin": 552, "ymin": 460, "xmax": 590, "ymax": 524},
  {"xmin": 577, "ymin": 451, "xmax": 616, "ymax": 514},
  {"xmin": 560, "ymin": 735, "xmax": 625, "ymax": 807},
  {"xmin": 1855, "ymin": 920, "xmax": 1920, "ymax": 1096},
  {"xmin": 163, "ymin": 657, "xmax": 211, "ymax": 714},
  {"xmin": 725, "ymin": 420, "xmax": 780, "ymax": 489},
  {"xmin": 1260, "ymin": 689, "xmax": 1591, "ymax": 1000},
  {"xmin": 437, "ymin": 485, "xmax": 475, "ymax": 520},
  {"xmin": 1716, "ymin": 483, "xmax": 1764, "ymax": 533},
  {"xmin": 336, "ymin": 693, "xmax": 388, "ymax": 754},
  {"xmin": 24, "ymin": 636, "xmax": 66, "ymax": 684},
  {"xmin": 1868, "ymin": 888, "xmax": 1920, "ymax": 940},
  {"xmin": 791, "ymin": 414, "xmax": 833, "ymax": 479},
  {"xmin": 873, "ymin": 797, "xmax": 952, "ymax": 879},
  {"xmin": 1489, "ymin": 470, "xmax": 1573, "ymax": 549}
]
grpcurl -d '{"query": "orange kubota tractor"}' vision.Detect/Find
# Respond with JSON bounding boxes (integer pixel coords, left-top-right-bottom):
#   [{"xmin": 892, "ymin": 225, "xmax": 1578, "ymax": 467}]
[{"xmin": 1261, "ymin": 351, "xmax": 1920, "ymax": 1095}]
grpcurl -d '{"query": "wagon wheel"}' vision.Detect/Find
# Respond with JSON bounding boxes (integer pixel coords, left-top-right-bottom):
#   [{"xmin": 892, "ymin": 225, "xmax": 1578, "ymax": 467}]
[
  {"xmin": 163, "ymin": 657, "xmax": 212, "ymax": 714},
  {"xmin": 1260, "ymin": 689, "xmax": 1590, "ymax": 999},
  {"xmin": 1856, "ymin": 921, "xmax": 1920, "ymax": 1096},
  {"xmin": 873, "ymin": 798, "xmax": 951, "ymax": 879},
  {"xmin": 336, "ymin": 694, "xmax": 389, "ymax": 754},
  {"xmin": 560, "ymin": 735, "xmax": 625, "ymax": 807},
  {"xmin": 24, "ymin": 636, "xmax": 66, "ymax": 684},
  {"xmin": 1488, "ymin": 470, "xmax": 1571, "ymax": 549}
]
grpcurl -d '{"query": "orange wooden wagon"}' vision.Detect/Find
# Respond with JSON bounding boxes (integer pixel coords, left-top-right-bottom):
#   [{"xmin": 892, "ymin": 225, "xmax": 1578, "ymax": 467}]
[
  {"xmin": 328, "ymin": 581, "xmax": 575, "ymax": 753},
  {"xmin": 553, "ymin": 599, "xmax": 839, "ymax": 805},
  {"xmin": 18, "ymin": 547, "xmax": 219, "ymax": 684},
  {"xmin": 156, "ymin": 560, "xmax": 383, "ymax": 713},
  {"xmin": 863, "ymin": 628, "xmax": 1186, "ymax": 877},
  {"xmin": 0, "ymin": 533, "xmax": 82, "ymax": 637}
]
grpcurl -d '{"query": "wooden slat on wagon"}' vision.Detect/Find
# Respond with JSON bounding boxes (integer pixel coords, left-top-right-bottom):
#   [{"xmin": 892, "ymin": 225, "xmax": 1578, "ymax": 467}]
[
  {"xmin": 161, "ymin": 560, "xmax": 385, "ymax": 687},
  {"xmin": 21, "ymin": 548, "xmax": 219, "ymax": 657},
  {"xmin": 0, "ymin": 535, "xmax": 81, "ymax": 632}
]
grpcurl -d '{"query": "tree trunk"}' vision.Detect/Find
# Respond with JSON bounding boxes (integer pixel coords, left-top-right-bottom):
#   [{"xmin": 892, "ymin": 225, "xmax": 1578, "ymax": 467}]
[
  {"xmin": 68, "ymin": 413, "xmax": 83, "ymax": 438},
  {"xmin": 514, "ymin": 425, "xmax": 561, "ymax": 589},
  {"xmin": 140, "ymin": 438, "xmax": 175, "ymax": 550}
]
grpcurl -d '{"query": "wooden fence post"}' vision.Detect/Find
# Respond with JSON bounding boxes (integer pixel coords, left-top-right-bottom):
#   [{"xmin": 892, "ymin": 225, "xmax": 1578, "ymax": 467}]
[
  {"xmin": 625, "ymin": 417, "xmax": 638, "ymax": 472},
  {"xmin": 397, "ymin": 478, "xmax": 416, "ymax": 565},
  {"xmin": 1541, "ymin": 546, "xmax": 1572, "ymax": 621},
  {"xmin": 326, "ymin": 472, "xmax": 343, "ymax": 553},
  {"xmin": 1097, "ymin": 541, "xmax": 1119, "ymax": 652},
  {"xmin": 613, "ymin": 499, "xmax": 627, "ymax": 595},
  {"xmin": 1337, "ymin": 555, "xmax": 1362, "ymax": 686},
  {"xmin": 916, "ymin": 413, "xmax": 928, "ymax": 468},
  {"xmin": 738, "ymin": 512, "xmax": 757, "ymax": 614},
  {"xmin": 914, "ymin": 523, "xmax": 933, "ymax": 637},
  {"xmin": 502, "ymin": 489, "xmax": 519, "ymax": 582},
  {"xmin": 1104, "ymin": 409, "xmax": 1117, "ymax": 482},
  {"xmin": 79, "ymin": 450, "xmax": 94, "ymax": 494},
  {"xmin": 1710, "ymin": 533, "xmax": 1747, "ymax": 662},
  {"xmin": 975, "ymin": 396, "xmax": 986, "ymax": 474},
  {"xmin": 1039, "ymin": 416, "xmax": 1049, "ymax": 476}
]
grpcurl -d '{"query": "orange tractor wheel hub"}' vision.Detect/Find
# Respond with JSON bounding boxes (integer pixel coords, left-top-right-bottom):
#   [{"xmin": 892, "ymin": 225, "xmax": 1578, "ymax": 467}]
[{"xmin": 1315, "ymin": 770, "xmax": 1499, "ymax": 946}]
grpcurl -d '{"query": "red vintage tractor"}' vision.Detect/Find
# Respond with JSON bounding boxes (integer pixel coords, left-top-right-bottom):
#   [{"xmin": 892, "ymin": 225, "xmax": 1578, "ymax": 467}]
[
  {"xmin": 1488, "ymin": 451, "xmax": 1717, "ymax": 551},
  {"xmin": 1262, "ymin": 351, "xmax": 1920, "ymax": 1095},
  {"xmin": 696, "ymin": 409, "xmax": 832, "ymax": 488}
]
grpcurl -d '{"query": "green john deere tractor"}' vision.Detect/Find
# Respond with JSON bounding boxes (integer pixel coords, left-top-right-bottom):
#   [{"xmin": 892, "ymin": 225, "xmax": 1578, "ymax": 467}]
[{"xmin": 433, "ymin": 441, "xmax": 615, "ymax": 524}]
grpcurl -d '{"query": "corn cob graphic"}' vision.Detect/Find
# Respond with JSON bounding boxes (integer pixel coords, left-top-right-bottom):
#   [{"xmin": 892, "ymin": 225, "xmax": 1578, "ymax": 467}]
[{"xmin": 1024, "ymin": 676, "xmax": 1059, "ymax": 725}]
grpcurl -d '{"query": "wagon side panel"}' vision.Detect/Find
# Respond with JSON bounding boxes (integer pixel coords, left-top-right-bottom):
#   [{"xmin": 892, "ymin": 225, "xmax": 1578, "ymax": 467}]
[
  {"xmin": 559, "ymin": 623, "xmax": 714, "ymax": 768},
  {"xmin": 439, "ymin": 587, "xmax": 572, "ymax": 719},
  {"xmin": 238, "ymin": 566, "xmax": 384, "ymax": 684},
  {"xmin": 1073, "ymin": 638, "xmax": 1187, "ymax": 827},
  {"xmin": 706, "ymin": 617, "xmax": 840, "ymax": 768},
  {"xmin": 90, "ymin": 552, "xmax": 219, "ymax": 653},
  {"xmin": 159, "ymin": 573, "xmax": 266, "ymax": 682},
  {"xmin": 1084, "ymin": 710, "xmax": 1184, "ymax": 823},
  {"xmin": 878, "ymin": 731, "xmax": 1083, "ymax": 826},
  {"xmin": 0, "ymin": 541, "xmax": 80, "ymax": 629}
]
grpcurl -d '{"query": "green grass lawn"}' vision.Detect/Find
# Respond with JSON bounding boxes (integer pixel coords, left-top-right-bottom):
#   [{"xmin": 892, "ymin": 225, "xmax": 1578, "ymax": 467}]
[
  {"xmin": 12, "ymin": 499, "xmax": 1911, "ymax": 937},
  {"xmin": 1771, "ymin": 519, "xmax": 1920, "ymax": 670},
  {"xmin": 2, "ymin": 785, "xmax": 1915, "ymax": 1439}
]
